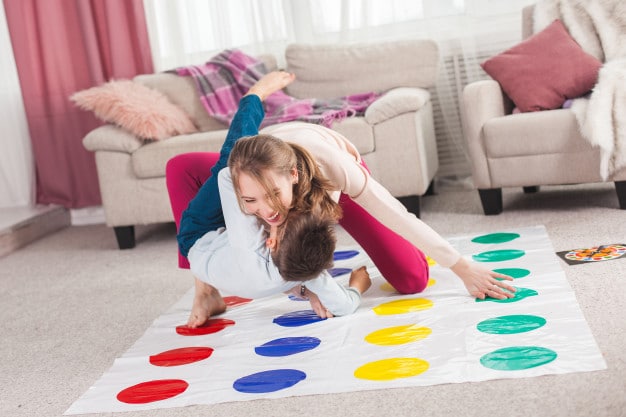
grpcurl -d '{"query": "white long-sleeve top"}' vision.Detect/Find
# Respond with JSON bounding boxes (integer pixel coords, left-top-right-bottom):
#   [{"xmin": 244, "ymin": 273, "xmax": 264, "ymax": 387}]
[
  {"xmin": 188, "ymin": 169, "xmax": 362, "ymax": 316},
  {"xmin": 261, "ymin": 122, "xmax": 462, "ymax": 268}
]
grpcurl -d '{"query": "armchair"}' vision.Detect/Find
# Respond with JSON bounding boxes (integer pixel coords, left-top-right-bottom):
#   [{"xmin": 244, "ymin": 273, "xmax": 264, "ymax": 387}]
[{"xmin": 461, "ymin": 5, "xmax": 626, "ymax": 215}]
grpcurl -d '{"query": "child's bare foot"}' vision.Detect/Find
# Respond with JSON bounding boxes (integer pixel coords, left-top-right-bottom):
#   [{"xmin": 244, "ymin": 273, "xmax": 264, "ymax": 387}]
[
  {"xmin": 187, "ymin": 277, "xmax": 227, "ymax": 328},
  {"xmin": 246, "ymin": 71, "xmax": 296, "ymax": 101}
]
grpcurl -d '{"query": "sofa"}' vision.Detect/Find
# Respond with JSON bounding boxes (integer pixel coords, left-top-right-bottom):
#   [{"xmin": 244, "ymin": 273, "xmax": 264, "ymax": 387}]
[
  {"xmin": 82, "ymin": 40, "xmax": 440, "ymax": 249},
  {"xmin": 462, "ymin": 5, "xmax": 626, "ymax": 215}
]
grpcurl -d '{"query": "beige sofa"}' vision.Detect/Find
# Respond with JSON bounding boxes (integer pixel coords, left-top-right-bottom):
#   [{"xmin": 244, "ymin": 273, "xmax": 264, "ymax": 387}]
[
  {"xmin": 462, "ymin": 5, "xmax": 626, "ymax": 214},
  {"xmin": 83, "ymin": 40, "xmax": 440, "ymax": 249}
]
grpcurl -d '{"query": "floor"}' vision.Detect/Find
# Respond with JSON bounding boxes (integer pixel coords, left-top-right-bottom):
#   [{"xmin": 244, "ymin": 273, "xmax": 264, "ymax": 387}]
[{"xmin": 0, "ymin": 204, "xmax": 71, "ymax": 257}]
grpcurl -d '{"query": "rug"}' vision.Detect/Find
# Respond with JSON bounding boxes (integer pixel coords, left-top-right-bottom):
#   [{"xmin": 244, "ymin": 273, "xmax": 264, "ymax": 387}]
[{"xmin": 65, "ymin": 225, "xmax": 606, "ymax": 414}]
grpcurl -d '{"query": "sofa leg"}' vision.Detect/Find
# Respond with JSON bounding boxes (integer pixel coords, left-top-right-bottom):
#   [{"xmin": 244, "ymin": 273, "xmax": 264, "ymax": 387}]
[
  {"xmin": 114, "ymin": 226, "xmax": 136, "ymax": 249},
  {"xmin": 425, "ymin": 180, "xmax": 436, "ymax": 196},
  {"xmin": 478, "ymin": 188, "xmax": 503, "ymax": 215},
  {"xmin": 615, "ymin": 181, "xmax": 626, "ymax": 209},
  {"xmin": 398, "ymin": 195, "xmax": 421, "ymax": 218},
  {"xmin": 523, "ymin": 186, "xmax": 540, "ymax": 193}
]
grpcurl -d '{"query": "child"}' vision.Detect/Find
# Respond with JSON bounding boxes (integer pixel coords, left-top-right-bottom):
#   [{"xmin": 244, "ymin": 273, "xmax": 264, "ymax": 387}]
[{"xmin": 167, "ymin": 71, "xmax": 371, "ymax": 328}]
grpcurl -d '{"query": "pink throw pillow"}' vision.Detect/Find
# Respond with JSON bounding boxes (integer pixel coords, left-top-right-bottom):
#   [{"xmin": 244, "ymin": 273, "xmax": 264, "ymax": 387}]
[
  {"xmin": 481, "ymin": 19, "xmax": 602, "ymax": 112},
  {"xmin": 71, "ymin": 80, "xmax": 197, "ymax": 140}
]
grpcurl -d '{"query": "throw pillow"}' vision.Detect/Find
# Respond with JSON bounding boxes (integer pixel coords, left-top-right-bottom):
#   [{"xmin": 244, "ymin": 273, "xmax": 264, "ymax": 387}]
[
  {"xmin": 481, "ymin": 19, "xmax": 602, "ymax": 112},
  {"xmin": 71, "ymin": 79, "xmax": 198, "ymax": 140}
]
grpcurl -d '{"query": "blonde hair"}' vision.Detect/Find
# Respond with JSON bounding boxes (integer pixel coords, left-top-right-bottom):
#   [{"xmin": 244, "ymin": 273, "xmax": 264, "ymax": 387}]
[{"xmin": 228, "ymin": 134, "xmax": 342, "ymax": 222}]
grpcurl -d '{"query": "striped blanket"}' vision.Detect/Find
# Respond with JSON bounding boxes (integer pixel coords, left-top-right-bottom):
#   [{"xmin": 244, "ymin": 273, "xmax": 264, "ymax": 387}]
[{"xmin": 175, "ymin": 49, "xmax": 380, "ymax": 129}]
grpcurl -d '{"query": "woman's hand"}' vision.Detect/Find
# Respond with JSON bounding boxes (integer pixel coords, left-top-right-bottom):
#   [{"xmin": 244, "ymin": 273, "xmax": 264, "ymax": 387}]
[{"xmin": 450, "ymin": 257, "xmax": 516, "ymax": 299}]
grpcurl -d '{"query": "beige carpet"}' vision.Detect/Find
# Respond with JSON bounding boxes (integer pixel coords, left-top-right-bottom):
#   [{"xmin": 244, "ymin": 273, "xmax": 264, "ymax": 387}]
[{"xmin": 1, "ymin": 183, "xmax": 624, "ymax": 417}]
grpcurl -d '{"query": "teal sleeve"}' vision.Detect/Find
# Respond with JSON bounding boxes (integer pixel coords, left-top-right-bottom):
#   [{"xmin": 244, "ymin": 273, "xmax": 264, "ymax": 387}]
[{"xmin": 177, "ymin": 94, "xmax": 265, "ymax": 256}]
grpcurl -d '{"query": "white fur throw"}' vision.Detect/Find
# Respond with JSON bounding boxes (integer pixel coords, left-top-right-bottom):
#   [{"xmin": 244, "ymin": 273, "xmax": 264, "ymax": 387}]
[{"xmin": 534, "ymin": 0, "xmax": 626, "ymax": 180}]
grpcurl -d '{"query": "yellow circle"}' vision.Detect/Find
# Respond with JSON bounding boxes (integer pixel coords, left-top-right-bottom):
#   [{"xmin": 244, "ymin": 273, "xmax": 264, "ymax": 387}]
[
  {"xmin": 426, "ymin": 256, "xmax": 436, "ymax": 266},
  {"xmin": 426, "ymin": 278, "xmax": 436, "ymax": 287},
  {"xmin": 354, "ymin": 357, "xmax": 429, "ymax": 381},
  {"xmin": 373, "ymin": 298, "xmax": 434, "ymax": 315},
  {"xmin": 365, "ymin": 325, "xmax": 432, "ymax": 346}
]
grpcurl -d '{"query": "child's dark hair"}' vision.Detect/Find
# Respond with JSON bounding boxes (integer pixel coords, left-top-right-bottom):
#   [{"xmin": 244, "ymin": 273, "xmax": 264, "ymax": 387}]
[{"xmin": 271, "ymin": 211, "xmax": 336, "ymax": 282}]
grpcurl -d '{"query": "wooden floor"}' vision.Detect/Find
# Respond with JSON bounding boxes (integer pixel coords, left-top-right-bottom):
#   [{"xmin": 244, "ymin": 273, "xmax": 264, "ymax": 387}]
[{"xmin": 0, "ymin": 205, "xmax": 70, "ymax": 258}]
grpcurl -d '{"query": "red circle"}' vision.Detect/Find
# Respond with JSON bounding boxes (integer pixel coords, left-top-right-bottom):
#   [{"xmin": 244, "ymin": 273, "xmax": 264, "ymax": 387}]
[
  {"xmin": 149, "ymin": 346, "xmax": 214, "ymax": 367},
  {"xmin": 224, "ymin": 296, "xmax": 253, "ymax": 307},
  {"xmin": 175, "ymin": 318, "xmax": 235, "ymax": 336},
  {"xmin": 116, "ymin": 379, "xmax": 188, "ymax": 404}
]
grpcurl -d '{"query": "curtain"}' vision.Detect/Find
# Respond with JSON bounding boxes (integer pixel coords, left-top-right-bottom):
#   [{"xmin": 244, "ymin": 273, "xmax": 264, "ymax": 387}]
[
  {"xmin": 0, "ymin": 2, "xmax": 33, "ymax": 209},
  {"xmin": 3, "ymin": 0, "xmax": 153, "ymax": 208},
  {"xmin": 143, "ymin": 0, "xmax": 535, "ymax": 179}
]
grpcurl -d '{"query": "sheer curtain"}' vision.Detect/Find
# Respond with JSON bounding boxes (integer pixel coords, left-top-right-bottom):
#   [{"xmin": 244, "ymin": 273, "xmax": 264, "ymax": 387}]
[
  {"xmin": 0, "ymin": 2, "xmax": 34, "ymax": 209},
  {"xmin": 145, "ymin": 0, "xmax": 536, "ymax": 178}
]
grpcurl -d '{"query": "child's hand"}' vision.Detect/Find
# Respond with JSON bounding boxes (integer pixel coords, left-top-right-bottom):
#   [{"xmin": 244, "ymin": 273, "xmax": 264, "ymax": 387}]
[
  {"xmin": 246, "ymin": 71, "xmax": 296, "ymax": 101},
  {"xmin": 306, "ymin": 290, "xmax": 334, "ymax": 319},
  {"xmin": 349, "ymin": 266, "xmax": 371, "ymax": 294}
]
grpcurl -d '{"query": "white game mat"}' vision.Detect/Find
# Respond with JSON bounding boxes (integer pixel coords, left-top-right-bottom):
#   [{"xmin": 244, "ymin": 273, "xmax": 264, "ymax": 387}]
[{"xmin": 66, "ymin": 225, "xmax": 606, "ymax": 414}]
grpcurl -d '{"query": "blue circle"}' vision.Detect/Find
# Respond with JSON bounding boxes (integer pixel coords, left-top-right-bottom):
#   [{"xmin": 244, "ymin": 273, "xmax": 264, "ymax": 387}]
[
  {"xmin": 273, "ymin": 310, "xmax": 326, "ymax": 327},
  {"xmin": 328, "ymin": 267, "xmax": 351, "ymax": 277},
  {"xmin": 333, "ymin": 250, "xmax": 359, "ymax": 261},
  {"xmin": 255, "ymin": 337, "xmax": 321, "ymax": 357},
  {"xmin": 233, "ymin": 369, "xmax": 306, "ymax": 393}
]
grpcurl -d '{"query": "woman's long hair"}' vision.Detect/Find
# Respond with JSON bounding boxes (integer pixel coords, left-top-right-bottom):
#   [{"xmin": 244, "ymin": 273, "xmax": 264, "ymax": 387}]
[{"xmin": 228, "ymin": 134, "xmax": 342, "ymax": 222}]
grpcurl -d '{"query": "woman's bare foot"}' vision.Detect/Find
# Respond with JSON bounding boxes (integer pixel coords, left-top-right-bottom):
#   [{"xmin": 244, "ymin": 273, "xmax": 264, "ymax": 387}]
[
  {"xmin": 245, "ymin": 70, "xmax": 296, "ymax": 101},
  {"xmin": 187, "ymin": 277, "xmax": 227, "ymax": 328}
]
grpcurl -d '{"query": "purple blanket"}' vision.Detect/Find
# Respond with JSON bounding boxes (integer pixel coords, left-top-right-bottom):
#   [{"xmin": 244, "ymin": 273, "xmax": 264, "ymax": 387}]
[{"xmin": 175, "ymin": 49, "xmax": 380, "ymax": 128}]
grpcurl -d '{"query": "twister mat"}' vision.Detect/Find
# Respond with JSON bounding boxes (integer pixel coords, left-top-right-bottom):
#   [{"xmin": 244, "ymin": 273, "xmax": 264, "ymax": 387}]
[{"xmin": 65, "ymin": 225, "xmax": 606, "ymax": 414}]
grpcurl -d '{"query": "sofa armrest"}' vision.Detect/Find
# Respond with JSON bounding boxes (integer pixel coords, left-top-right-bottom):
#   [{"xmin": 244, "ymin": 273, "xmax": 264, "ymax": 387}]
[
  {"xmin": 462, "ymin": 79, "xmax": 510, "ymax": 188},
  {"xmin": 82, "ymin": 125, "xmax": 144, "ymax": 154},
  {"xmin": 364, "ymin": 87, "xmax": 430, "ymax": 125}
]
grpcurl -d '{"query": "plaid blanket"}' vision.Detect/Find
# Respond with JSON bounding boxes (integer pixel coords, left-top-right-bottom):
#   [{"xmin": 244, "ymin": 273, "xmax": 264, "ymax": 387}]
[{"xmin": 175, "ymin": 49, "xmax": 380, "ymax": 128}]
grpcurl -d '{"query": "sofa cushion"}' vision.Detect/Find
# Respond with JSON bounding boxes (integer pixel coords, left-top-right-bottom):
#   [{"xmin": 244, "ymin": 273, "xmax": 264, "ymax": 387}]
[
  {"xmin": 481, "ymin": 19, "xmax": 602, "ymax": 113},
  {"xmin": 134, "ymin": 73, "xmax": 227, "ymax": 132},
  {"xmin": 483, "ymin": 109, "xmax": 593, "ymax": 158},
  {"xmin": 285, "ymin": 40, "xmax": 439, "ymax": 99},
  {"xmin": 132, "ymin": 130, "xmax": 228, "ymax": 179},
  {"xmin": 71, "ymin": 79, "xmax": 198, "ymax": 140}
]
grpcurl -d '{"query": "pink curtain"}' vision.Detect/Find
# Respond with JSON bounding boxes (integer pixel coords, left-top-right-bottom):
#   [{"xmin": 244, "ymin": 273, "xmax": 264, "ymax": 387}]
[{"xmin": 3, "ymin": 0, "xmax": 153, "ymax": 208}]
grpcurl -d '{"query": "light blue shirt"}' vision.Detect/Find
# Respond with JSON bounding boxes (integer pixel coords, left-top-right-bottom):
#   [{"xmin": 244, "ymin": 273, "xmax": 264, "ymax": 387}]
[{"xmin": 188, "ymin": 169, "xmax": 361, "ymax": 316}]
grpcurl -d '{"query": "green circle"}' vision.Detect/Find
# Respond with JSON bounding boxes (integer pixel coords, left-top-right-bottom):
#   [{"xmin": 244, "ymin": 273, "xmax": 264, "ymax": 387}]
[
  {"xmin": 471, "ymin": 232, "xmax": 521, "ymax": 244},
  {"xmin": 477, "ymin": 315, "xmax": 546, "ymax": 334},
  {"xmin": 480, "ymin": 346, "xmax": 557, "ymax": 371},
  {"xmin": 493, "ymin": 268, "xmax": 530, "ymax": 279},
  {"xmin": 475, "ymin": 286, "xmax": 538, "ymax": 303},
  {"xmin": 472, "ymin": 249, "xmax": 525, "ymax": 262}
]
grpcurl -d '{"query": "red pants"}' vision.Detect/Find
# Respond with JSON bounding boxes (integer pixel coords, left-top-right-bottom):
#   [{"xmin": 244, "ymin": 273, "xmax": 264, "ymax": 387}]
[{"xmin": 166, "ymin": 153, "xmax": 429, "ymax": 294}]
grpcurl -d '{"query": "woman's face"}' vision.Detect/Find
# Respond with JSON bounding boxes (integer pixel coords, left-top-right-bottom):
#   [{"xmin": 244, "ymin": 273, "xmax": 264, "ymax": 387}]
[{"xmin": 237, "ymin": 168, "xmax": 296, "ymax": 227}]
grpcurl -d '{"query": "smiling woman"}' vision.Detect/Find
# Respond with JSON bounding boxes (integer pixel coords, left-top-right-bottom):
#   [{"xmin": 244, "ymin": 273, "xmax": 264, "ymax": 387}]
[{"xmin": 234, "ymin": 158, "xmax": 299, "ymax": 225}]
